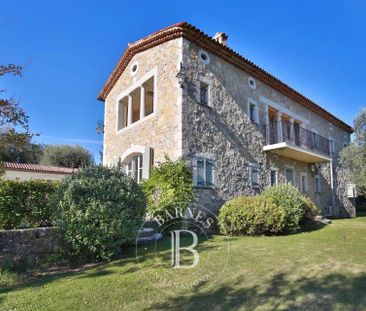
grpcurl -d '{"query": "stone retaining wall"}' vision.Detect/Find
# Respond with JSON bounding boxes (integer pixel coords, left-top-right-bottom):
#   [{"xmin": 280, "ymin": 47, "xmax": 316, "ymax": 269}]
[{"xmin": 0, "ymin": 227, "xmax": 59, "ymax": 265}]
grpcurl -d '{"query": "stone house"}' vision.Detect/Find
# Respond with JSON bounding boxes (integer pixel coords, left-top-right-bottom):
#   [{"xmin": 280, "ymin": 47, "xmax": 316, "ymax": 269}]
[{"xmin": 98, "ymin": 22, "xmax": 355, "ymax": 217}]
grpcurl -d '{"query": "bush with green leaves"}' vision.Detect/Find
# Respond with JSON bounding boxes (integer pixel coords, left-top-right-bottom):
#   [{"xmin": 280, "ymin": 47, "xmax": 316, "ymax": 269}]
[
  {"xmin": 0, "ymin": 180, "xmax": 58, "ymax": 230},
  {"xmin": 218, "ymin": 196, "xmax": 286, "ymax": 236},
  {"xmin": 301, "ymin": 196, "xmax": 319, "ymax": 224},
  {"xmin": 141, "ymin": 157, "xmax": 193, "ymax": 218},
  {"xmin": 52, "ymin": 165, "xmax": 146, "ymax": 261},
  {"xmin": 262, "ymin": 183, "xmax": 306, "ymax": 233}
]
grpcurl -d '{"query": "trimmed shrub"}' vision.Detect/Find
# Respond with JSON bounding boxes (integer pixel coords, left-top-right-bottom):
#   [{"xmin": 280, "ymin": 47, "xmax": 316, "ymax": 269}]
[
  {"xmin": 218, "ymin": 196, "xmax": 286, "ymax": 236},
  {"xmin": 0, "ymin": 180, "xmax": 58, "ymax": 230},
  {"xmin": 52, "ymin": 165, "xmax": 146, "ymax": 261},
  {"xmin": 141, "ymin": 157, "xmax": 193, "ymax": 218},
  {"xmin": 262, "ymin": 183, "xmax": 305, "ymax": 233}
]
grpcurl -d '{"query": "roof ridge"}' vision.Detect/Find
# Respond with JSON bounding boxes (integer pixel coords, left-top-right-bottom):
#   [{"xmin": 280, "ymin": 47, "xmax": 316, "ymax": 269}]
[{"xmin": 1, "ymin": 162, "xmax": 76, "ymax": 174}]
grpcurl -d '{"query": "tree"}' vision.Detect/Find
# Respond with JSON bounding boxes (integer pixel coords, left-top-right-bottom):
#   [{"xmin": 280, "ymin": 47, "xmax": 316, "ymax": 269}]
[
  {"xmin": 0, "ymin": 140, "xmax": 44, "ymax": 164},
  {"xmin": 1, "ymin": 64, "xmax": 34, "ymax": 176},
  {"xmin": 40, "ymin": 144, "xmax": 94, "ymax": 168},
  {"xmin": 0, "ymin": 64, "xmax": 33, "ymax": 147},
  {"xmin": 340, "ymin": 108, "xmax": 366, "ymax": 195}
]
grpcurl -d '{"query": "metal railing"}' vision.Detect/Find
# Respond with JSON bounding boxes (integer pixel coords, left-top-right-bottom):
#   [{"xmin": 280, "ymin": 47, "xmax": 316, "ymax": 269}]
[{"xmin": 262, "ymin": 122, "xmax": 330, "ymax": 157}]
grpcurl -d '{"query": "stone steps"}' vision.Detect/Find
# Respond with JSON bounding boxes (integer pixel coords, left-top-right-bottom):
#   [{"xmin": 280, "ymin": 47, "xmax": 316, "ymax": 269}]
[
  {"xmin": 136, "ymin": 226, "xmax": 162, "ymax": 245},
  {"xmin": 138, "ymin": 227, "xmax": 155, "ymax": 238},
  {"xmin": 137, "ymin": 232, "xmax": 163, "ymax": 245}
]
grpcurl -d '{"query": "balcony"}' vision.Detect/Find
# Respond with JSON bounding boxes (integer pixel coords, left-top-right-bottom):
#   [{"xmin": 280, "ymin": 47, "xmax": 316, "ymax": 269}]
[{"xmin": 262, "ymin": 122, "xmax": 331, "ymax": 163}]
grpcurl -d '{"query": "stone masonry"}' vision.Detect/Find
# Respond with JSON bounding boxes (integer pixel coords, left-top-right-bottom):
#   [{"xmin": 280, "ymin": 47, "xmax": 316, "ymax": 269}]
[
  {"xmin": 101, "ymin": 23, "xmax": 355, "ymax": 218},
  {"xmin": 0, "ymin": 227, "xmax": 59, "ymax": 266}
]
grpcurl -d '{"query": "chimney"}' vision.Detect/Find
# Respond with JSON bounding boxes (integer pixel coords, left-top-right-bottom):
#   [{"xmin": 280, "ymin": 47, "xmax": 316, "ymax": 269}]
[{"xmin": 213, "ymin": 32, "xmax": 228, "ymax": 46}]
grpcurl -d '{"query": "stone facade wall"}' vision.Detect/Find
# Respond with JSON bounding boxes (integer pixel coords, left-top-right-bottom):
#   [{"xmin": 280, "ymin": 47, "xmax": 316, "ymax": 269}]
[
  {"xmin": 103, "ymin": 38, "xmax": 183, "ymax": 167},
  {"xmin": 103, "ymin": 34, "xmax": 355, "ymax": 217},
  {"xmin": 181, "ymin": 38, "xmax": 269, "ymax": 212},
  {"xmin": 180, "ymin": 38, "xmax": 355, "ymax": 216},
  {"xmin": 0, "ymin": 227, "xmax": 59, "ymax": 265}
]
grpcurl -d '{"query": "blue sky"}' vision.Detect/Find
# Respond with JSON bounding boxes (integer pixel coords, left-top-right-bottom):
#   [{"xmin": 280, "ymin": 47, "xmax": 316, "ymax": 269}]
[{"xmin": 1, "ymin": 0, "xmax": 365, "ymax": 162}]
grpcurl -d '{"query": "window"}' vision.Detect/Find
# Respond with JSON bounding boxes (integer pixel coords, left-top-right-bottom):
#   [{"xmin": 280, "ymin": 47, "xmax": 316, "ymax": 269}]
[
  {"xmin": 125, "ymin": 154, "xmax": 143, "ymax": 184},
  {"xmin": 346, "ymin": 183, "xmax": 356, "ymax": 198},
  {"xmin": 315, "ymin": 175, "xmax": 321, "ymax": 193},
  {"xmin": 144, "ymin": 77, "xmax": 154, "ymax": 116},
  {"xmin": 198, "ymin": 50, "xmax": 210, "ymax": 64},
  {"xmin": 248, "ymin": 77, "xmax": 256, "ymax": 89},
  {"xmin": 285, "ymin": 167, "xmax": 295, "ymax": 186},
  {"xmin": 118, "ymin": 97, "xmax": 129, "ymax": 129},
  {"xmin": 329, "ymin": 138, "xmax": 335, "ymax": 154},
  {"xmin": 248, "ymin": 100, "xmax": 258, "ymax": 124},
  {"xmin": 200, "ymin": 82, "xmax": 209, "ymax": 106},
  {"xmin": 285, "ymin": 122, "xmax": 292, "ymax": 141},
  {"xmin": 270, "ymin": 170, "xmax": 278, "ymax": 186},
  {"xmin": 250, "ymin": 165, "xmax": 260, "ymax": 188},
  {"xmin": 130, "ymin": 62, "xmax": 138, "ymax": 75},
  {"xmin": 117, "ymin": 75, "xmax": 155, "ymax": 131},
  {"xmin": 300, "ymin": 173, "xmax": 308, "ymax": 192},
  {"xmin": 249, "ymin": 104, "xmax": 256, "ymax": 122},
  {"xmin": 196, "ymin": 158, "xmax": 214, "ymax": 187}
]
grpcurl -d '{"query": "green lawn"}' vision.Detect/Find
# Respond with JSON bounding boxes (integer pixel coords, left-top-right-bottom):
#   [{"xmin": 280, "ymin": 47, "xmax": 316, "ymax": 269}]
[{"xmin": 1, "ymin": 217, "xmax": 366, "ymax": 310}]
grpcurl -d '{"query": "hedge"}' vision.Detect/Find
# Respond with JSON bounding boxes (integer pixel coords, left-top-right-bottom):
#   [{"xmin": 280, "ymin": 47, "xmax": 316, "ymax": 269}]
[
  {"xmin": 0, "ymin": 179, "xmax": 59, "ymax": 230},
  {"xmin": 262, "ymin": 183, "xmax": 306, "ymax": 233},
  {"xmin": 218, "ymin": 196, "xmax": 286, "ymax": 236}
]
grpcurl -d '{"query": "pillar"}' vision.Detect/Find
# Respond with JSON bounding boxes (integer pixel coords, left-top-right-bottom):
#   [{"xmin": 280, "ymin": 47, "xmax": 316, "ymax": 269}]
[
  {"xmin": 140, "ymin": 84, "xmax": 145, "ymax": 120},
  {"xmin": 264, "ymin": 104, "xmax": 270, "ymax": 144},
  {"xmin": 127, "ymin": 95, "xmax": 132, "ymax": 126},
  {"xmin": 289, "ymin": 117, "xmax": 295, "ymax": 142},
  {"xmin": 277, "ymin": 112, "xmax": 283, "ymax": 142}
]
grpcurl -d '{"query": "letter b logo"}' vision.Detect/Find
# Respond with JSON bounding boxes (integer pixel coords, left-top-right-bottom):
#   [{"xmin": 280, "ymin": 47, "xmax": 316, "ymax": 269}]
[{"xmin": 170, "ymin": 230, "xmax": 199, "ymax": 269}]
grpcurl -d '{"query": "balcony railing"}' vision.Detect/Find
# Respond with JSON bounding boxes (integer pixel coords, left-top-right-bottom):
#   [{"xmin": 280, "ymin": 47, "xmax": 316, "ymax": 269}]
[{"xmin": 262, "ymin": 122, "xmax": 330, "ymax": 157}]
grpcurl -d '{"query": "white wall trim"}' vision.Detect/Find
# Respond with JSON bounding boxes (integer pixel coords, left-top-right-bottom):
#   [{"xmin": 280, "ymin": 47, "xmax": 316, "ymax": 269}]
[
  {"xmin": 259, "ymin": 95, "xmax": 309, "ymax": 125},
  {"xmin": 120, "ymin": 145, "xmax": 151, "ymax": 179},
  {"xmin": 102, "ymin": 98, "xmax": 108, "ymax": 165},
  {"xmin": 116, "ymin": 67, "xmax": 158, "ymax": 102}
]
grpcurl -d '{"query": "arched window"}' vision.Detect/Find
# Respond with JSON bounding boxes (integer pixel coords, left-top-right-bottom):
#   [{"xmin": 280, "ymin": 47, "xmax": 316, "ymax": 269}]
[
  {"xmin": 125, "ymin": 153, "xmax": 143, "ymax": 184},
  {"xmin": 119, "ymin": 145, "xmax": 153, "ymax": 183}
]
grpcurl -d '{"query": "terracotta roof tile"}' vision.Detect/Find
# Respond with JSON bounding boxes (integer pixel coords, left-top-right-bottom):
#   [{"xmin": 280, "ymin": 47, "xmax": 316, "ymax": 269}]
[{"xmin": 1, "ymin": 162, "xmax": 76, "ymax": 175}]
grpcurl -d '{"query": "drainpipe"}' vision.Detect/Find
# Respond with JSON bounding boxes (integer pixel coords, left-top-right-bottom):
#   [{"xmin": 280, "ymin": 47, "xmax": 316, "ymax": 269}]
[{"xmin": 330, "ymin": 159, "xmax": 335, "ymax": 207}]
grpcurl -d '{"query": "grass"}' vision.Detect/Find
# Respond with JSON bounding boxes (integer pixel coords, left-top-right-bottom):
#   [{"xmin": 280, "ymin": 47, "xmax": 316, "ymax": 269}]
[{"xmin": 1, "ymin": 216, "xmax": 366, "ymax": 310}]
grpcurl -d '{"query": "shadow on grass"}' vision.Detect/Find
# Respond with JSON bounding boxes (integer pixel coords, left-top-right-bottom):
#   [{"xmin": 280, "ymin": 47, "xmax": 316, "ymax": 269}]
[
  {"xmin": 146, "ymin": 272, "xmax": 366, "ymax": 311},
  {"xmin": 298, "ymin": 223, "xmax": 326, "ymax": 233},
  {"xmin": 356, "ymin": 212, "xmax": 366, "ymax": 218},
  {"xmin": 0, "ymin": 235, "xmax": 215, "ymax": 295},
  {"xmin": 0, "ymin": 251, "xmax": 138, "ymax": 294}
]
